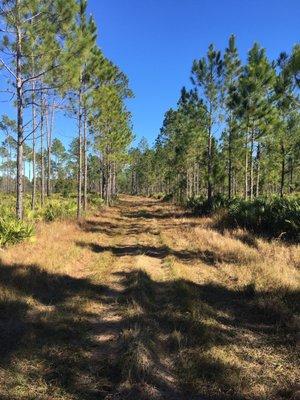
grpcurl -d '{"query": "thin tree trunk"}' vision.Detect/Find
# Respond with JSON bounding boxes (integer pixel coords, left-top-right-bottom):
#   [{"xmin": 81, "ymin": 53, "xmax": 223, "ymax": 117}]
[
  {"xmin": 9, "ymin": 143, "xmax": 12, "ymax": 193},
  {"xmin": 46, "ymin": 104, "xmax": 54, "ymax": 197},
  {"xmin": 186, "ymin": 169, "xmax": 189, "ymax": 199},
  {"xmin": 6, "ymin": 152, "xmax": 9, "ymax": 193},
  {"xmin": 280, "ymin": 141, "xmax": 285, "ymax": 198},
  {"xmin": 103, "ymin": 156, "xmax": 107, "ymax": 200},
  {"xmin": 112, "ymin": 161, "xmax": 116, "ymax": 197},
  {"xmin": 244, "ymin": 130, "xmax": 248, "ymax": 200},
  {"xmin": 289, "ymin": 156, "xmax": 294, "ymax": 193},
  {"xmin": 228, "ymin": 124, "xmax": 233, "ymax": 199},
  {"xmin": 31, "ymin": 45, "xmax": 37, "ymax": 210},
  {"xmin": 40, "ymin": 104, "xmax": 45, "ymax": 207},
  {"xmin": 16, "ymin": 16, "xmax": 24, "ymax": 220},
  {"xmin": 207, "ymin": 120, "xmax": 213, "ymax": 204},
  {"xmin": 256, "ymin": 144, "xmax": 260, "ymax": 197},
  {"xmin": 250, "ymin": 129, "xmax": 254, "ymax": 201},
  {"xmin": 99, "ymin": 155, "xmax": 103, "ymax": 198},
  {"xmin": 83, "ymin": 108, "xmax": 88, "ymax": 211},
  {"xmin": 105, "ymin": 158, "xmax": 110, "ymax": 206},
  {"xmin": 31, "ymin": 100, "xmax": 36, "ymax": 209},
  {"xmin": 77, "ymin": 88, "xmax": 83, "ymax": 219}
]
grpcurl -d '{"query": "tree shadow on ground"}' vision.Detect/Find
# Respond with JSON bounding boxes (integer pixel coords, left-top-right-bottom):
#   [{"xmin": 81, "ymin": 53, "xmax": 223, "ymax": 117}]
[
  {"xmin": 0, "ymin": 261, "xmax": 297, "ymax": 400},
  {"xmin": 80, "ymin": 219, "xmax": 156, "ymax": 237},
  {"xmin": 211, "ymin": 216, "xmax": 299, "ymax": 245},
  {"xmin": 122, "ymin": 208, "xmax": 193, "ymax": 220},
  {"xmin": 113, "ymin": 269, "xmax": 298, "ymax": 400},
  {"xmin": 76, "ymin": 241, "xmax": 247, "ymax": 266},
  {"xmin": 80, "ymin": 219, "xmax": 123, "ymax": 236},
  {"xmin": 0, "ymin": 261, "xmax": 122, "ymax": 399}
]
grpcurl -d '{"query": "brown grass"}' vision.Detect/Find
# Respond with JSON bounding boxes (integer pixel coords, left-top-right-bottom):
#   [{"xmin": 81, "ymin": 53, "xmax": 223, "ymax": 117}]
[{"xmin": 0, "ymin": 195, "xmax": 299, "ymax": 399}]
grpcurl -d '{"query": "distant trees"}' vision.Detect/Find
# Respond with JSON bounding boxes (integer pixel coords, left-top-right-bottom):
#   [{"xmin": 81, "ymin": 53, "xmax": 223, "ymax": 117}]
[
  {"xmin": 90, "ymin": 63, "xmax": 133, "ymax": 205},
  {"xmin": 129, "ymin": 37, "xmax": 300, "ymax": 203}
]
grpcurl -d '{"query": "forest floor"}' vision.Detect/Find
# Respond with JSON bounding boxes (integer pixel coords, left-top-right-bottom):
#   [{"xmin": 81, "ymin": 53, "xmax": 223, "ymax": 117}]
[{"xmin": 0, "ymin": 195, "xmax": 299, "ymax": 400}]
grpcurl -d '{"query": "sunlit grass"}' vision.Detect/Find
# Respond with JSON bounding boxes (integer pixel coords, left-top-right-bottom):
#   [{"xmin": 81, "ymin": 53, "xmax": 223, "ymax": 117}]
[{"xmin": 0, "ymin": 195, "xmax": 299, "ymax": 399}]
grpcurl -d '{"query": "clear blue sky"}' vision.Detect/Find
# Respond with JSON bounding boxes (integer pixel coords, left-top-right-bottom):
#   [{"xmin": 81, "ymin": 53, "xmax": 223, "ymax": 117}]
[
  {"xmin": 87, "ymin": 0, "xmax": 300, "ymax": 146},
  {"xmin": 0, "ymin": 0, "xmax": 299, "ymax": 150}
]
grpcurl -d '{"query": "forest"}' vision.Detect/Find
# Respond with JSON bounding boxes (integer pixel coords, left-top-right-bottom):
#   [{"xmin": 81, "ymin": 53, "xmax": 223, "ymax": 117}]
[
  {"xmin": 0, "ymin": 1, "xmax": 299, "ymax": 400},
  {"xmin": 0, "ymin": 0, "xmax": 133, "ymax": 243},
  {"xmin": 125, "ymin": 37, "xmax": 300, "ymax": 239}
]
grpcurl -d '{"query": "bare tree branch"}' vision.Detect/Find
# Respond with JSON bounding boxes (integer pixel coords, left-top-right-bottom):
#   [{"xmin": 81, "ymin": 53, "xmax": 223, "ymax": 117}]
[{"xmin": 0, "ymin": 56, "xmax": 16, "ymax": 79}]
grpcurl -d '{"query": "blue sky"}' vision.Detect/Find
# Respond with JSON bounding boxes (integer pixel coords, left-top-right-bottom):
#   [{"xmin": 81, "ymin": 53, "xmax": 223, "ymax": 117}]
[
  {"xmin": 0, "ymin": 0, "xmax": 299, "ymax": 150},
  {"xmin": 87, "ymin": 0, "xmax": 300, "ymax": 146}
]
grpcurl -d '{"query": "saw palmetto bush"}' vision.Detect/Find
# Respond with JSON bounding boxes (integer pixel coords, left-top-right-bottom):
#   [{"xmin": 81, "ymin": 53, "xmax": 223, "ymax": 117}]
[
  {"xmin": 187, "ymin": 194, "xmax": 300, "ymax": 240},
  {"xmin": 0, "ymin": 217, "xmax": 34, "ymax": 246},
  {"xmin": 227, "ymin": 196, "xmax": 300, "ymax": 239},
  {"xmin": 42, "ymin": 198, "xmax": 77, "ymax": 222}
]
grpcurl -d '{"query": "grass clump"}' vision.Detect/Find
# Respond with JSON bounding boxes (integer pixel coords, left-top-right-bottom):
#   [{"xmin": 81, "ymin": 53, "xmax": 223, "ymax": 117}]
[
  {"xmin": 88, "ymin": 193, "xmax": 105, "ymax": 208},
  {"xmin": 119, "ymin": 326, "xmax": 156, "ymax": 382},
  {"xmin": 42, "ymin": 198, "xmax": 77, "ymax": 222},
  {"xmin": 0, "ymin": 217, "xmax": 34, "ymax": 246},
  {"xmin": 187, "ymin": 194, "xmax": 300, "ymax": 240},
  {"xmin": 187, "ymin": 193, "xmax": 229, "ymax": 214},
  {"xmin": 227, "ymin": 196, "xmax": 300, "ymax": 240}
]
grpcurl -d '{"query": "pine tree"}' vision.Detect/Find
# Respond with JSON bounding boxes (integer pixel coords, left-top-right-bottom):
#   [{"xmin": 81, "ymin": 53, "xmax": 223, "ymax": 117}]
[
  {"xmin": 223, "ymin": 35, "xmax": 242, "ymax": 198},
  {"xmin": 0, "ymin": 0, "xmax": 78, "ymax": 219},
  {"xmin": 191, "ymin": 44, "xmax": 223, "ymax": 203},
  {"xmin": 229, "ymin": 43, "xmax": 276, "ymax": 199}
]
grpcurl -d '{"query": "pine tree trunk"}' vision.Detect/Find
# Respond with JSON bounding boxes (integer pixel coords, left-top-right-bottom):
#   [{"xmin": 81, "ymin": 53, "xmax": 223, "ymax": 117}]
[
  {"xmin": 186, "ymin": 169, "xmax": 189, "ymax": 199},
  {"xmin": 207, "ymin": 122, "xmax": 213, "ymax": 204},
  {"xmin": 103, "ymin": 159, "xmax": 107, "ymax": 200},
  {"xmin": 46, "ymin": 109, "xmax": 50, "ymax": 196},
  {"xmin": 23, "ymin": 159, "xmax": 26, "ymax": 193},
  {"xmin": 6, "ymin": 153, "xmax": 9, "ymax": 193},
  {"xmin": 29, "ymin": 19, "xmax": 36, "ymax": 210},
  {"xmin": 256, "ymin": 144, "xmax": 260, "ymax": 197},
  {"xmin": 16, "ymin": 19, "xmax": 24, "ymax": 220},
  {"xmin": 196, "ymin": 163, "xmax": 200, "ymax": 196},
  {"xmin": 31, "ymin": 92, "xmax": 36, "ymax": 210},
  {"xmin": 46, "ymin": 105, "xmax": 54, "ymax": 197},
  {"xmin": 244, "ymin": 130, "xmax": 248, "ymax": 200},
  {"xmin": 40, "ymin": 108, "xmax": 45, "ymax": 207},
  {"xmin": 99, "ymin": 155, "xmax": 103, "ymax": 198},
  {"xmin": 105, "ymin": 160, "xmax": 110, "ymax": 206},
  {"xmin": 112, "ymin": 161, "xmax": 116, "ymax": 197},
  {"xmin": 77, "ymin": 88, "xmax": 83, "ymax": 219},
  {"xmin": 9, "ymin": 144, "xmax": 12, "ymax": 193},
  {"xmin": 280, "ymin": 141, "xmax": 285, "ymax": 198},
  {"xmin": 289, "ymin": 156, "xmax": 294, "ymax": 193},
  {"xmin": 83, "ymin": 109, "xmax": 88, "ymax": 211},
  {"xmin": 228, "ymin": 125, "xmax": 233, "ymax": 199},
  {"xmin": 250, "ymin": 129, "xmax": 254, "ymax": 201}
]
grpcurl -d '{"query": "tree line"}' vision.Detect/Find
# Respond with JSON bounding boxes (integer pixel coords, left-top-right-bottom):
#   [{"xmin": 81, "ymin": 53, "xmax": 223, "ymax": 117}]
[
  {"xmin": 0, "ymin": 0, "xmax": 133, "ymax": 219},
  {"xmin": 126, "ymin": 36, "xmax": 299, "ymax": 204}
]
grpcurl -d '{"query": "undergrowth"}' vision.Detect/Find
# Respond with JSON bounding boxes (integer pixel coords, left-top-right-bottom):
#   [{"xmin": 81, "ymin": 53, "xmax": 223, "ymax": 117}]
[
  {"xmin": 0, "ymin": 193, "xmax": 104, "ymax": 246},
  {"xmin": 0, "ymin": 217, "xmax": 34, "ymax": 246},
  {"xmin": 187, "ymin": 194, "xmax": 300, "ymax": 240}
]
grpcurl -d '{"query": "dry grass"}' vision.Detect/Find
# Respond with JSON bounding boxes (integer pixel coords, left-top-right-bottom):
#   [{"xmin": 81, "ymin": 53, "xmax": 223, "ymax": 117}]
[{"xmin": 0, "ymin": 195, "xmax": 299, "ymax": 399}]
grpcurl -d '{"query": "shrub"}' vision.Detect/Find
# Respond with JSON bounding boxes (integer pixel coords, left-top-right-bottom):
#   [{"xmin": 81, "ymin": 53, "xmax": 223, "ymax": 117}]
[
  {"xmin": 88, "ymin": 194, "xmax": 104, "ymax": 208},
  {"xmin": 187, "ymin": 194, "xmax": 230, "ymax": 215},
  {"xmin": 187, "ymin": 194, "xmax": 300, "ymax": 240},
  {"xmin": 0, "ymin": 217, "xmax": 34, "ymax": 246},
  {"xmin": 43, "ymin": 199, "xmax": 77, "ymax": 222},
  {"xmin": 152, "ymin": 192, "xmax": 165, "ymax": 200},
  {"xmin": 162, "ymin": 193, "xmax": 174, "ymax": 202},
  {"xmin": 227, "ymin": 196, "xmax": 300, "ymax": 240}
]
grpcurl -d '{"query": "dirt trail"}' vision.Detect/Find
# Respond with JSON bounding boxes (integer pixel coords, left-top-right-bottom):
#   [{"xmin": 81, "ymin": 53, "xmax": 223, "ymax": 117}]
[
  {"xmin": 82, "ymin": 196, "xmax": 189, "ymax": 399},
  {"xmin": 1, "ymin": 195, "xmax": 298, "ymax": 400}
]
